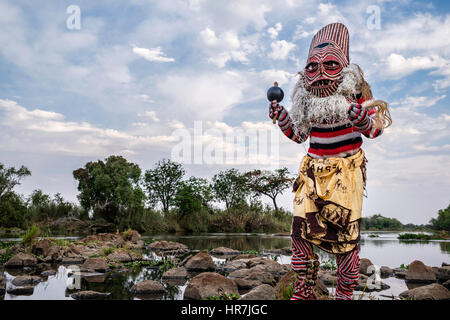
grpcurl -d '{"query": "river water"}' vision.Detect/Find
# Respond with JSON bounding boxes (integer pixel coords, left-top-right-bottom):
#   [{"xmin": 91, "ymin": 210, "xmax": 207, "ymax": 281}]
[{"xmin": 1, "ymin": 231, "xmax": 449, "ymax": 300}]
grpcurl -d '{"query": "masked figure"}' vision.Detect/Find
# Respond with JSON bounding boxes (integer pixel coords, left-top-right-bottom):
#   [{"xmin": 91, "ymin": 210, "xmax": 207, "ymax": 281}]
[{"xmin": 269, "ymin": 23, "xmax": 390, "ymax": 300}]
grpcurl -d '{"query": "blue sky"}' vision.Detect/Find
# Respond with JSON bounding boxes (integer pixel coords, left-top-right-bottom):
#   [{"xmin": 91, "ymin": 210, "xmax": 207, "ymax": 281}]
[{"xmin": 1, "ymin": 0, "xmax": 449, "ymax": 224}]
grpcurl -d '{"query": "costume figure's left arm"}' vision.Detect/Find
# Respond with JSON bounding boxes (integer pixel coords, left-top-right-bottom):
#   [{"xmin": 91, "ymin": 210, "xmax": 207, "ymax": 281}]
[{"xmin": 348, "ymin": 103, "xmax": 383, "ymax": 139}]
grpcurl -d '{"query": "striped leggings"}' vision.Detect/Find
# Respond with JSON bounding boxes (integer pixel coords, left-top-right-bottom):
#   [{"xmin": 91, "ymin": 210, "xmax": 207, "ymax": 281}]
[{"xmin": 290, "ymin": 236, "xmax": 360, "ymax": 300}]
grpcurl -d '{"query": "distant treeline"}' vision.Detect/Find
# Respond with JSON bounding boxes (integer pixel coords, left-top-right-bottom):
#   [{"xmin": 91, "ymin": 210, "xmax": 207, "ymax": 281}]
[
  {"xmin": 1, "ymin": 157, "xmax": 449, "ymax": 234},
  {"xmin": 0, "ymin": 156, "xmax": 293, "ymax": 234},
  {"xmin": 361, "ymin": 211, "xmax": 450, "ymax": 232}
]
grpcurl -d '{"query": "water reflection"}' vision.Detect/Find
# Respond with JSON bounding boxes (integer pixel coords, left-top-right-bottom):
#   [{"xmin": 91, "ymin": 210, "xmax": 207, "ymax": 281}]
[{"xmin": 1, "ymin": 231, "xmax": 449, "ymax": 300}]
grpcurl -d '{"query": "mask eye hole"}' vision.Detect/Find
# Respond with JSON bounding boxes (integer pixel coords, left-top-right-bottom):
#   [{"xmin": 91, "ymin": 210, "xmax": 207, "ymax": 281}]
[
  {"xmin": 323, "ymin": 60, "xmax": 340, "ymax": 70},
  {"xmin": 305, "ymin": 62, "xmax": 318, "ymax": 72}
]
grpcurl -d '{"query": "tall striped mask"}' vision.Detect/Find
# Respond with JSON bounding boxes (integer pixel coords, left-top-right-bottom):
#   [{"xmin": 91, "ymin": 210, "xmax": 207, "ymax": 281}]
[{"xmin": 303, "ymin": 23, "xmax": 350, "ymax": 97}]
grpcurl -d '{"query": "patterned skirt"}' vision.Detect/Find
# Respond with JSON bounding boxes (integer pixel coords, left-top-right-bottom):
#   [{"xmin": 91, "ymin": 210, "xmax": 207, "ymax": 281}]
[{"xmin": 291, "ymin": 149, "xmax": 367, "ymax": 254}]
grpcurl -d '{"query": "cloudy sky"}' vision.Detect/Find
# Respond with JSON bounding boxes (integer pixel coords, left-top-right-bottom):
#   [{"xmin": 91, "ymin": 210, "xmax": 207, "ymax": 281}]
[{"xmin": 1, "ymin": 0, "xmax": 449, "ymax": 224}]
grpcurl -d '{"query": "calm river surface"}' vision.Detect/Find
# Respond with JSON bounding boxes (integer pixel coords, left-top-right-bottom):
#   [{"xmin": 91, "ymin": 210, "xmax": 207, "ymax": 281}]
[{"xmin": 1, "ymin": 231, "xmax": 448, "ymax": 300}]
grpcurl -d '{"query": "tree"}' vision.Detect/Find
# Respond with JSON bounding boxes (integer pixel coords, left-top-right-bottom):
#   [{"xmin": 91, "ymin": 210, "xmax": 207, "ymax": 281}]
[
  {"xmin": 0, "ymin": 191, "xmax": 28, "ymax": 228},
  {"xmin": 429, "ymin": 204, "xmax": 450, "ymax": 231},
  {"xmin": 143, "ymin": 159, "xmax": 185, "ymax": 213},
  {"xmin": 73, "ymin": 155, "xmax": 145, "ymax": 224},
  {"xmin": 174, "ymin": 177, "xmax": 213, "ymax": 217},
  {"xmin": 245, "ymin": 168, "xmax": 293, "ymax": 212},
  {"xmin": 0, "ymin": 163, "xmax": 31, "ymax": 201},
  {"xmin": 212, "ymin": 168, "xmax": 250, "ymax": 209}
]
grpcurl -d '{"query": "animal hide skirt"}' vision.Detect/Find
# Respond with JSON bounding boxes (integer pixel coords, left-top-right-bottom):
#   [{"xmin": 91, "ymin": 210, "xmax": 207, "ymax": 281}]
[{"xmin": 291, "ymin": 149, "xmax": 367, "ymax": 254}]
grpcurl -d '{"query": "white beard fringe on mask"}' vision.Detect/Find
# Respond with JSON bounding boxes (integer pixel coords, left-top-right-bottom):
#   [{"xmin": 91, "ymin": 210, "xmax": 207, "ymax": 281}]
[{"xmin": 289, "ymin": 63, "xmax": 366, "ymax": 136}]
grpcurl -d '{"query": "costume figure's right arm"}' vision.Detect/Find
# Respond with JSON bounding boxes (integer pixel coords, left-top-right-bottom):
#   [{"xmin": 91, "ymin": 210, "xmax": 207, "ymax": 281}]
[{"xmin": 269, "ymin": 101, "xmax": 310, "ymax": 144}]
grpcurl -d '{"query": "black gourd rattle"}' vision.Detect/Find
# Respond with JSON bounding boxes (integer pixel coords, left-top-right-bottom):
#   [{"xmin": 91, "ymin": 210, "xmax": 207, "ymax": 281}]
[{"xmin": 266, "ymin": 82, "xmax": 284, "ymax": 124}]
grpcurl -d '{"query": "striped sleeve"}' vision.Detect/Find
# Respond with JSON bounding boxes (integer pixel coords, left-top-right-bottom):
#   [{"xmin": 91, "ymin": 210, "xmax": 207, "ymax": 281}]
[
  {"xmin": 355, "ymin": 108, "xmax": 383, "ymax": 139},
  {"xmin": 277, "ymin": 110, "xmax": 310, "ymax": 144}
]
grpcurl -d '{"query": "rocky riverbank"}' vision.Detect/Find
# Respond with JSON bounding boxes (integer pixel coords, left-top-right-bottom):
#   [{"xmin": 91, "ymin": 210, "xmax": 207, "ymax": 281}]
[{"xmin": 1, "ymin": 231, "xmax": 449, "ymax": 300}]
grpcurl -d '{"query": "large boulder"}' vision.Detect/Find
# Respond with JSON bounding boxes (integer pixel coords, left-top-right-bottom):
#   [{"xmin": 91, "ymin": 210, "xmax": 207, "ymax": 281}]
[
  {"xmin": 4, "ymin": 253, "xmax": 38, "ymax": 268},
  {"xmin": 7, "ymin": 286, "xmax": 34, "ymax": 296},
  {"xmin": 81, "ymin": 257, "xmax": 108, "ymax": 273},
  {"xmin": 71, "ymin": 290, "xmax": 110, "ymax": 300},
  {"xmin": 185, "ymin": 252, "xmax": 216, "ymax": 271},
  {"xmin": 222, "ymin": 257, "xmax": 286, "ymax": 276},
  {"xmin": 380, "ymin": 266, "xmax": 394, "ymax": 277},
  {"xmin": 432, "ymin": 266, "xmax": 450, "ymax": 282},
  {"xmin": 31, "ymin": 239, "xmax": 53, "ymax": 257},
  {"xmin": 147, "ymin": 241, "xmax": 189, "ymax": 256},
  {"xmin": 359, "ymin": 258, "xmax": 375, "ymax": 275},
  {"xmin": 443, "ymin": 280, "xmax": 450, "ymax": 290},
  {"xmin": 83, "ymin": 233, "xmax": 125, "ymax": 247},
  {"xmin": 405, "ymin": 260, "xmax": 437, "ymax": 283},
  {"xmin": 240, "ymin": 284, "xmax": 275, "ymax": 300},
  {"xmin": 131, "ymin": 280, "xmax": 166, "ymax": 294},
  {"xmin": 400, "ymin": 283, "xmax": 450, "ymax": 300},
  {"xmin": 162, "ymin": 267, "xmax": 188, "ymax": 280},
  {"xmin": 106, "ymin": 251, "xmax": 133, "ymax": 263},
  {"xmin": 228, "ymin": 267, "xmax": 275, "ymax": 290},
  {"xmin": 184, "ymin": 272, "xmax": 239, "ymax": 300},
  {"xmin": 12, "ymin": 275, "xmax": 42, "ymax": 286}
]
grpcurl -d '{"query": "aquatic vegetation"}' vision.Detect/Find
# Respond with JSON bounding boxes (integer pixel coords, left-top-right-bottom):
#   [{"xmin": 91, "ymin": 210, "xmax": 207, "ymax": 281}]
[
  {"xmin": 321, "ymin": 258, "xmax": 337, "ymax": 271},
  {"xmin": 21, "ymin": 224, "xmax": 40, "ymax": 248}
]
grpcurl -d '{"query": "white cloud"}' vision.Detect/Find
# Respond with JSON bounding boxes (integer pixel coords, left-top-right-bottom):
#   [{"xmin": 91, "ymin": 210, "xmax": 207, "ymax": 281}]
[
  {"xmin": 383, "ymin": 53, "xmax": 447, "ymax": 78},
  {"xmin": 267, "ymin": 22, "xmax": 282, "ymax": 39},
  {"xmin": 390, "ymin": 95, "xmax": 446, "ymax": 109},
  {"xmin": 199, "ymin": 27, "xmax": 250, "ymax": 67},
  {"xmin": 132, "ymin": 46, "xmax": 175, "ymax": 62},
  {"xmin": 268, "ymin": 40, "xmax": 296, "ymax": 60}
]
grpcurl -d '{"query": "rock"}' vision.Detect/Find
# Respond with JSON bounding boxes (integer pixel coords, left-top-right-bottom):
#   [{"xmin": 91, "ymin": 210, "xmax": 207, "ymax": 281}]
[
  {"xmin": 184, "ymin": 272, "xmax": 239, "ymax": 300},
  {"xmin": 131, "ymin": 280, "xmax": 166, "ymax": 294},
  {"xmin": 359, "ymin": 258, "xmax": 375, "ymax": 275},
  {"xmin": 45, "ymin": 246, "xmax": 64, "ymax": 262},
  {"xmin": 70, "ymin": 290, "xmax": 110, "ymax": 300},
  {"xmin": 240, "ymin": 284, "xmax": 275, "ymax": 300},
  {"xmin": 41, "ymin": 270, "xmax": 57, "ymax": 277},
  {"xmin": 12, "ymin": 275, "xmax": 42, "ymax": 286},
  {"xmin": 210, "ymin": 247, "xmax": 241, "ymax": 255},
  {"xmin": 223, "ymin": 259, "xmax": 249, "ymax": 273},
  {"xmin": 147, "ymin": 241, "xmax": 189, "ymax": 256},
  {"xmin": 7, "ymin": 286, "xmax": 34, "ymax": 295},
  {"xmin": 355, "ymin": 274, "xmax": 390, "ymax": 292},
  {"xmin": 393, "ymin": 268, "xmax": 407, "ymax": 278},
  {"xmin": 61, "ymin": 257, "xmax": 84, "ymax": 264},
  {"xmin": 31, "ymin": 239, "xmax": 53, "ymax": 257},
  {"xmin": 275, "ymin": 270, "xmax": 329, "ymax": 300},
  {"xmin": 228, "ymin": 267, "xmax": 275, "ymax": 290},
  {"xmin": 443, "ymin": 280, "xmax": 450, "ymax": 290},
  {"xmin": 380, "ymin": 266, "xmax": 394, "ymax": 277},
  {"xmin": 185, "ymin": 252, "xmax": 216, "ymax": 271},
  {"xmin": 162, "ymin": 267, "xmax": 187, "ymax": 279},
  {"xmin": 0, "ymin": 275, "xmax": 6, "ymax": 295},
  {"xmin": 442, "ymin": 262, "xmax": 449, "ymax": 267},
  {"xmin": 400, "ymin": 283, "xmax": 450, "ymax": 300},
  {"xmin": 318, "ymin": 270, "xmax": 337, "ymax": 286},
  {"xmin": 83, "ymin": 233, "xmax": 125, "ymax": 247},
  {"xmin": 81, "ymin": 257, "xmax": 108, "ymax": 273},
  {"xmin": 405, "ymin": 260, "xmax": 437, "ymax": 283},
  {"xmin": 4, "ymin": 253, "xmax": 38, "ymax": 268},
  {"xmin": 432, "ymin": 266, "xmax": 450, "ymax": 282},
  {"xmin": 107, "ymin": 251, "xmax": 133, "ymax": 263}
]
